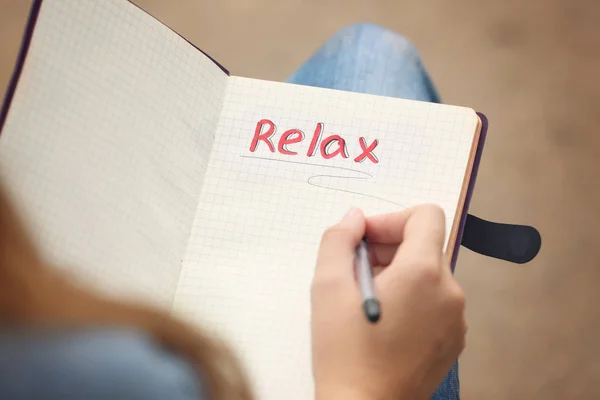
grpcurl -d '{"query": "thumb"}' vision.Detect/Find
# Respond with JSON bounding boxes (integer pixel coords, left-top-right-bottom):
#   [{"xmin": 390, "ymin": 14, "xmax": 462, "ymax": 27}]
[{"xmin": 315, "ymin": 208, "xmax": 366, "ymax": 283}]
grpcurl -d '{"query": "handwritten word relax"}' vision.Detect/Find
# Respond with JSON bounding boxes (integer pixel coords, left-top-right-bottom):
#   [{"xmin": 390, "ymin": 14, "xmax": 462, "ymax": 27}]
[{"xmin": 249, "ymin": 119, "xmax": 379, "ymax": 164}]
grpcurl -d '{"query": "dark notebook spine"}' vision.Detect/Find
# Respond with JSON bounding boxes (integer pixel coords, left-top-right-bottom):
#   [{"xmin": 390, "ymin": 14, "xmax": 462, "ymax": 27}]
[
  {"xmin": 126, "ymin": 0, "xmax": 230, "ymax": 76},
  {"xmin": 0, "ymin": 0, "xmax": 43, "ymax": 133}
]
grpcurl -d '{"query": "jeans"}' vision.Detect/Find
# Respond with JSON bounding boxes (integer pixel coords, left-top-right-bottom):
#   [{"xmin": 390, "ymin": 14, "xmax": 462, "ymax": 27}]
[{"xmin": 0, "ymin": 23, "xmax": 459, "ymax": 400}]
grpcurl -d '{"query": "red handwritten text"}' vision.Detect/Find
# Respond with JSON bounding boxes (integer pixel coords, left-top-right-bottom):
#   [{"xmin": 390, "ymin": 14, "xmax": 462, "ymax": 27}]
[{"xmin": 249, "ymin": 119, "xmax": 379, "ymax": 164}]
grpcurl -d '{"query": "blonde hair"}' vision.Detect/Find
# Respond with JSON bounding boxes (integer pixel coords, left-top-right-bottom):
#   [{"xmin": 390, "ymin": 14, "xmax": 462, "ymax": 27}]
[{"xmin": 0, "ymin": 179, "xmax": 253, "ymax": 400}]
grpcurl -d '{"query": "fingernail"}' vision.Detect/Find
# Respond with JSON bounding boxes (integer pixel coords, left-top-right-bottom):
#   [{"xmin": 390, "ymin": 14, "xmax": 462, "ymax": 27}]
[{"xmin": 342, "ymin": 207, "xmax": 360, "ymax": 222}]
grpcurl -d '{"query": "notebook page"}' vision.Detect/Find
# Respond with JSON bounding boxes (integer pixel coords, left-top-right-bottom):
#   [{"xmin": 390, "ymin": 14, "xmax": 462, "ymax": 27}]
[
  {"xmin": 0, "ymin": 0, "xmax": 227, "ymax": 307},
  {"xmin": 174, "ymin": 76, "xmax": 480, "ymax": 398}
]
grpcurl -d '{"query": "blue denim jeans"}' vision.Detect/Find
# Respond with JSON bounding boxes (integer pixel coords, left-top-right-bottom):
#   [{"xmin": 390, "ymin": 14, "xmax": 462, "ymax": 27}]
[{"xmin": 0, "ymin": 23, "xmax": 459, "ymax": 400}]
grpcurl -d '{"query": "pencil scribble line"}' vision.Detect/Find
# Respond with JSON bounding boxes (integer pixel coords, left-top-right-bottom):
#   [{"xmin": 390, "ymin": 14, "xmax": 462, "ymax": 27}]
[{"xmin": 240, "ymin": 155, "xmax": 406, "ymax": 208}]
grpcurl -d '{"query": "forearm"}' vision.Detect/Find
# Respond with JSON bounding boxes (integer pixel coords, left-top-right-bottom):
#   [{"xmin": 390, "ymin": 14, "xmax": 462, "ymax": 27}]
[
  {"xmin": 316, "ymin": 382, "xmax": 420, "ymax": 400},
  {"xmin": 316, "ymin": 387, "xmax": 370, "ymax": 400}
]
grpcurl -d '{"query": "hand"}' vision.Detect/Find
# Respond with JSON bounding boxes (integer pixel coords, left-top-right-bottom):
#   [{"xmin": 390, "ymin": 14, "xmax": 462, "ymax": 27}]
[{"xmin": 311, "ymin": 205, "xmax": 467, "ymax": 400}]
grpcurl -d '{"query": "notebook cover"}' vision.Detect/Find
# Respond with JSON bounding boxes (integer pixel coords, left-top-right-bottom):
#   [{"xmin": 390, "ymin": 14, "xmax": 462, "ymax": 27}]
[{"xmin": 450, "ymin": 112, "xmax": 488, "ymax": 271}]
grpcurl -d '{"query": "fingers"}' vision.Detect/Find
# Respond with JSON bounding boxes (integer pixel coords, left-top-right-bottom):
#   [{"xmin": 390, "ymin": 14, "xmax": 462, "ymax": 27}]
[
  {"xmin": 314, "ymin": 208, "xmax": 366, "ymax": 284},
  {"xmin": 365, "ymin": 208, "xmax": 413, "ymax": 244},
  {"xmin": 365, "ymin": 204, "xmax": 444, "ymax": 246},
  {"xmin": 365, "ymin": 205, "xmax": 446, "ymax": 267},
  {"xmin": 315, "ymin": 205, "xmax": 447, "ymax": 285},
  {"xmin": 368, "ymin": 243, "xmax": 398, "ymax": 267},
  {"xmin": 392, "ymin": 204, "xmax": 446, "ymax": 266}
]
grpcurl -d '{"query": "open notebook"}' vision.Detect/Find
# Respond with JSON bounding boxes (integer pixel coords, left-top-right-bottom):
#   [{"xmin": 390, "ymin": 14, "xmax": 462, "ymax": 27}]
[{"xmin": 0, "ymin": 0, "xmax": 487, "ymax": 398}]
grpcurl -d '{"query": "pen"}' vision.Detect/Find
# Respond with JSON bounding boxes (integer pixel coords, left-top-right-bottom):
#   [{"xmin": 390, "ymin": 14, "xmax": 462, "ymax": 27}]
[{"xmin": 355, "ymin": 237, "xmax": 381, "ymax": 323}]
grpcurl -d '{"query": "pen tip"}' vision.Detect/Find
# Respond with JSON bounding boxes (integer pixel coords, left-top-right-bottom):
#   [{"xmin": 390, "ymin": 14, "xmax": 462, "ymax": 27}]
[{"xmin": 363, "ymin": 299, "xmax": 381, "ymax": 323}]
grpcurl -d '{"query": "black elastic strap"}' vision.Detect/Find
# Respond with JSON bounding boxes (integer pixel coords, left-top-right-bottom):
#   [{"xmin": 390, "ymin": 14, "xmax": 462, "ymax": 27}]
[{"xmin": 461, "ymin": 214, "xmax": 541, "ymax": 264}]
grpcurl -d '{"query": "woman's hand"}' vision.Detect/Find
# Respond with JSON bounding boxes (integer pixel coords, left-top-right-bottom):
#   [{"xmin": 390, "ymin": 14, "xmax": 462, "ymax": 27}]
[{"xmin": 311, "ymin": 205, "xmax": 467, "ymax": 400}]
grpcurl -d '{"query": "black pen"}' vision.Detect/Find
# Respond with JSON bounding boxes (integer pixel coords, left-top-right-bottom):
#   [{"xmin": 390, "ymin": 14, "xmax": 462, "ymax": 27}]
[{"xmin": 355, "ymin": 238, "xmax": 381, "ymax": 323}]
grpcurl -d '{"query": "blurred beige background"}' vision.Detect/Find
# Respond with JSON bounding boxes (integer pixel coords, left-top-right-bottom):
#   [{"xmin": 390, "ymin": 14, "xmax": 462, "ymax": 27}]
[{"xmin": 1, "ymin": 0, "xmax": 599, "ymax": 398}]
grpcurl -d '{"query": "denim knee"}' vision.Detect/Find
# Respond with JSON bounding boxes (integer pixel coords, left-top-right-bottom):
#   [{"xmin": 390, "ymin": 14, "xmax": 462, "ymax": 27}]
[
  {"xmin": 0, "ymin": 329, "xmax": 203, "ymax": 400},
  {"xmin": 324, "ymin": 22, "xmax": 422, "ymax": 65},
  {"xmin": 288, "ymin": 22, "xmax": 439, "ymax": 101}
]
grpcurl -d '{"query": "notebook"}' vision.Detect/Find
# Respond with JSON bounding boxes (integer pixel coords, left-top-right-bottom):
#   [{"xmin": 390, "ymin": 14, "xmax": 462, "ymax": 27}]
[{"xmin": 0, "ymin": 0, "xmax": 487, "ymax": 398}]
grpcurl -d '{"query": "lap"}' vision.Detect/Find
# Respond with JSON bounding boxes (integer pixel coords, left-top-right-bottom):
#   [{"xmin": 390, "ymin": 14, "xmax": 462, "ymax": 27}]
[{"xmin": 287, "ymin": 23, "xmax": 440, "ymax": 102}]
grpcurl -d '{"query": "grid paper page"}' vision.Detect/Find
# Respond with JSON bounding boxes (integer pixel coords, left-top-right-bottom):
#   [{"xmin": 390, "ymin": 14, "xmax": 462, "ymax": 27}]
[
  {"xmin": 174, "ymin": 76, "xmax": 479, "ymax": 399},
  {"xmin": 0, "ymin": 0, "xmax": 227, "ymax": 307}
]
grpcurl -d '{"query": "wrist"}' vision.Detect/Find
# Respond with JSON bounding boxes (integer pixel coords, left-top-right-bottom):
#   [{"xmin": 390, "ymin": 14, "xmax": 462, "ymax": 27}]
[
  {"xmin": 315, "ymin": 385, "xmax": 371, "ymax": 400},
  {"xmin": 315, "ymin": 382, "xmax": 418, "ymax": 400}
]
